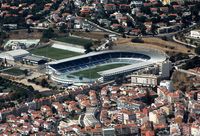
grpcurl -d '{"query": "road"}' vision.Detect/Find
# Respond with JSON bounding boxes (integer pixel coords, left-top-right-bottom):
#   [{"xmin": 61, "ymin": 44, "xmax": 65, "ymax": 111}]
[
  {"xmin": 85, "ymin": 18, "xmax": 200, "ymax": 39},
  {"xmin": 84, "ymin": 19, "xmax": 122, "ymax": 36},
  {"xmin": 175, "ymin": 67, "xmax": 200, "ymax": 77},
  {"xmin": 173, "ymin": 35, "xmax": 197, "ymax": 48}
]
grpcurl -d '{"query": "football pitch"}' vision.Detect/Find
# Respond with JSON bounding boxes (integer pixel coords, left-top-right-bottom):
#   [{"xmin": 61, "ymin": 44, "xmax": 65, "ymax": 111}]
[
  {"xmin": 30, "ymin": 46, "xmax": 82, "ymax": 60},
  {"xmin": 72, "ymin": 63, "xmax": 129, "ymax": 79}
]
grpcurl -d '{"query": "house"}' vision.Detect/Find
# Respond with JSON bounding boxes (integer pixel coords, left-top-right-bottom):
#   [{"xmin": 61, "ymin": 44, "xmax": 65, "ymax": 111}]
[
  {"xmin": 3, "ymin": 24, "xmax": 17, "ymax": 30},
  {"xmin": 117, "ymin": 109, "xmax": 136, "ymax": 124},
  {"xmin": 80, "ymin": 6, "xmax": 91, "ymax": 16},
  {"xmin": 110, "ymin": 0, "xmax": 129, "ymax": 4},
  {"xmin": 190, "ymin": 30, "xmax": 200, "ymax": 39},
  {"xmin": 170, "ymin": 123, "xmax": 181, "ymax": 136},
  {"xmin": 129, "ymin": 29, "xmax": 141, "ymax": 35},
  {"xmin": 118, "ymin": 16, "xmax": 128, "ymax": 24},
  {"xmin": 149, "ymin": 109, "xmax": 166, "ymax": 124},
  {"xmin": 167, "ymin": 90, "xmax": 182, "ymax": 103},
  {"xmin": 160, "ymin": 7, "xmax": 169, "ymax": 13},
  {"xmin": 102, "ymin": 127, "xmax": 115, "ymax": 136},
  {"xmin": 104, "ymin": 4, "xmax": 117, "ymax": 12},
  {"xmin": 191, "ymin": 121, "xmax": 200, "ymax": 136},
  {"xmin": 100, "ymin": 0, "xmax": 108, "ymax": 4},
  {"xmin": 110, "ymin": 24, "xmax": 121, "ymax": 30},
  {"xmin": 111, "ymin": 12, "xmax": 123, "ymax": 20},
  {"xmin": 181, "ymin": 123, "xmax": 191, "ymax": 136},
  {"xmin": 117, "ymin": 97, "xmax": 146, "ymax": 110},
  {"xmin": 74, "ymin": 17, "xmax": 83, "ymax": 29},
  {"xmin": 159, "ymin": 80, "xmax": 173, "ymax": 92},
  {"xmin": 130, "ymin": 1, "xmax": 143, "ymax": 8},
  {"xmin": 154, "ymin": 123, "xmax": 169, "ymax": 135},
  {"xmin": 161, "ymin": 0, "xmax": 170, "ymax": 5},
  {"xmin": 119, "ymin": 4, "xmax": 130, "ymax": 11},
  {"xmin": 150, "ymin": 8, "xmax": 158, "ymax": 14},
  {"xmin": 115, "ymin": 124, "xmax": 131, "ymax": 135},
  {"xmin": 189, "ymin": 101, "xmax": 200, "ymax": 114},
  {"xmin": 98, "ymin": 19, "xmax": 111, "ymax": 27}
]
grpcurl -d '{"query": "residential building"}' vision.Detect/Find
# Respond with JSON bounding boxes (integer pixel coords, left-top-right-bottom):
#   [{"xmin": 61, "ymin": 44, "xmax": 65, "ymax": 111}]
[
  {"xmin": 131, "ymin": 74, "xmax": 160, "ymax": 87},
  {"xmin": 190, "ymin": 30, "xmax": 200, "ymax": 39}
]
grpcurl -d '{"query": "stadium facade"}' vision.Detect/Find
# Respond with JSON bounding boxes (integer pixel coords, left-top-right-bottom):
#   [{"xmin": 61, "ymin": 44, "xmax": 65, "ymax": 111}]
[{"xmin": 46, "ymin": 50, "xmax": 167, "ymax": 85}]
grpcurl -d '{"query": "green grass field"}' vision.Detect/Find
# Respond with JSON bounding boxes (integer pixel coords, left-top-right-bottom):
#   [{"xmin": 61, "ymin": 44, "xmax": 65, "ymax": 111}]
[
  {"xmin": 72, "ymin": 64, "xmax": 129, "ymax": 79},
  {"xmin": 54, "ymin": 36, "xmax": 92, "ymax": 46},
  {"xmin": 30, "ymin": 46, "xmax": 82, "ymax": 60},
  {"xmin": 3, "ymin": 68, "xmax": 24, "ymax": 76}
]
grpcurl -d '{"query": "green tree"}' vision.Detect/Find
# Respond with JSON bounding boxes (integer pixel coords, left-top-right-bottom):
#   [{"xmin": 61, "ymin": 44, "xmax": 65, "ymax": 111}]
[
  {"xmin": 24, "ymin": 69, "xmax": 29, "ymax": 76},
  {"xmin": 139, "ymin": 23, "xmax": 147, "ymax": 35},
  {"xmin": 41, "ymin": 79, "xmax": 49, "ymax": 87},
  {"xmin": 42, "ymin": 28, "xmax": 55, "ymax": 39},
  {"xmin": 118, "ymin": 26, "xmax": 125, "ymax": 33},
  {"xmin": 84, "ymin": 42, "xmax": 93, "ymax": 54},
  {"xmin": 0, "ymin": 31, "xmax": 7, "ymax": 46},
  {"xmin": 59, "ymin": 24, "xmax": 67, "ymax": 33},
  {"xmin": 151, "ymin": 24, "xmax": 158, "ymax": 36},
  {"xmin": 195, "ymin": 46, "xmax": 200, "ymax": 55}
]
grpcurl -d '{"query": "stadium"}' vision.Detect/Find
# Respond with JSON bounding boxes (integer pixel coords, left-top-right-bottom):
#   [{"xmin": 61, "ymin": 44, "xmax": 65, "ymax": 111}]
[{"xmin": 46, "ymin": 49, "xmax": 167, "ymax": 85}]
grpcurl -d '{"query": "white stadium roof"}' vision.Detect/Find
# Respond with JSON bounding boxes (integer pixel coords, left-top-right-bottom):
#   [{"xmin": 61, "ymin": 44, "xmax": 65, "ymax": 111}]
[
  {"xmin": 0, "ymin": 49, "xmax": 29, "ymax": 61},
  {"xmin": 97, "ymin": 50, "xmax": 167, "ymax": 76},
  {"xmin": 48, "ymin": 49, "xmax": 167, "ymax": 77},
  {"xmin": 48, "ymin": 50, "xmax": 167, "ymax": 65}
]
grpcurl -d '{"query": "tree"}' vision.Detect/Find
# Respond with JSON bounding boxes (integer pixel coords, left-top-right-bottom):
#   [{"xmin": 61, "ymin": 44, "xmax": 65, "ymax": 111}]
[
  {"xmin": 195, "ymin": 46, "xmax": 200, "ymax": 55},
  {"xmin": 151, "ymin": 24, "xmax": 158, "ymax": 36},
  {"xmin": 27, "ymin": 86, "xmax": 34, "ymax": 92},
  {"xmin": 104, "ymin": 34, "xmax": 109, "ymax": 39},
  {"xmin": 140, "ymin": 6, "xmax": 151, "ymax": 15},
  {"xmin": 42, "ymin": 28, "xmax": 55, "ymax": 39},
  {"xmin": 4, "ymin": 58, "xmax": 7, "ymax": 66},
  {"xmin": 0, "ymin": 31, "xmax": 7, "ymax": 46},
  {"xmin": 41, "ymin": 79, "xmax": 49, "ymax": 87},
  {"xmin": 84, "ymin": 42, "xmax": 93, "ymax": 54},
  {"xmin": 24, "ymin": 69, "xmax": 29, "ymax": 76},
  {"xmin": 131, "ymin": 37, "xmax": 144, "ymax": 43},
  {"xmin": 27, "ymin": 26, "xmax": 32, "ymax": 33},
  {"xmin": 118, "ymin": 26, "xmax": 125, "ymax": 33},
  {"xmin": 145, "ymin": 88, "xmax": 152, "ymax": 105},
  {"xmin": 139, "ymin": 23, "xmax": 147, "ymax": 35},
  {"xmin": 59, "ymin": 24, "xmax": 67, "ymax": 33},
  {"xmin": 137, "ymin": 16, "xmax": 147, "ymax": 23}
]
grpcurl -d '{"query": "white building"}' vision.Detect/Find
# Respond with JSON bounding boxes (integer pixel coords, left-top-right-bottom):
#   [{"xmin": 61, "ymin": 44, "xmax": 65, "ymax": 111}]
[
  {"xmin": 149, "ymin": 109, "xmax": 166, "ymax": 124},
  {"xmin": 161, "ymin": 0, "xmax": 170, "ymax": 5},
  {"xmin": 170, "ymin": 123, "xmax": 181, "ymax": 136},
  {"xmin": 191, "ymin": 123, "xmax": 200, "ymax": 136},
  {"xmin": 169, "ymin": 0, "xmax": 199, "ymax": 5},
  {"xmin": 131, "ymin": 74, "xmax": 160, "ymax": 87},
  {"xmin": 190, "ymin": 30, "xmax": 200, "ymax": 39},
  {"xmin": 100, "ymin": 0, "xmax": 108, "ymax": 4},
  {"xmin": 83, "ymin": 107, "xmax": 99, "ymax": 127},
  {"xmin": 160, "ymin": 80, "xmax": 173, "ymax": 92},
  {"xmin": 102, "ymin": 128, "xmax": 115, "ymax": 136},
  {"xmin": 0, "ymin": 49, "xmax": 30, "ymax": 63}
]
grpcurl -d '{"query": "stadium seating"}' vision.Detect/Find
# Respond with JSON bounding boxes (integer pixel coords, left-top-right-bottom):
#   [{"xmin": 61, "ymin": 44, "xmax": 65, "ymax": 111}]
[{"xmin": 49, "ymin": 52, "xmax": 151, "ymax": 73}]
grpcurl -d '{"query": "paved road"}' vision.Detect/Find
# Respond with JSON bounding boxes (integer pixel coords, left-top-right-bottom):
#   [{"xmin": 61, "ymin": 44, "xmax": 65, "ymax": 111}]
[
  {"xmin": 175, "ymin": 67, "xmax": 200, "ymax": 77},
  {"xmin": 85, "ymin": 19, "xmax": 199, "ymax": 39},
  {"xmin": 173, "ymin": 36, "xmax": 197, "ymax": 48}
]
